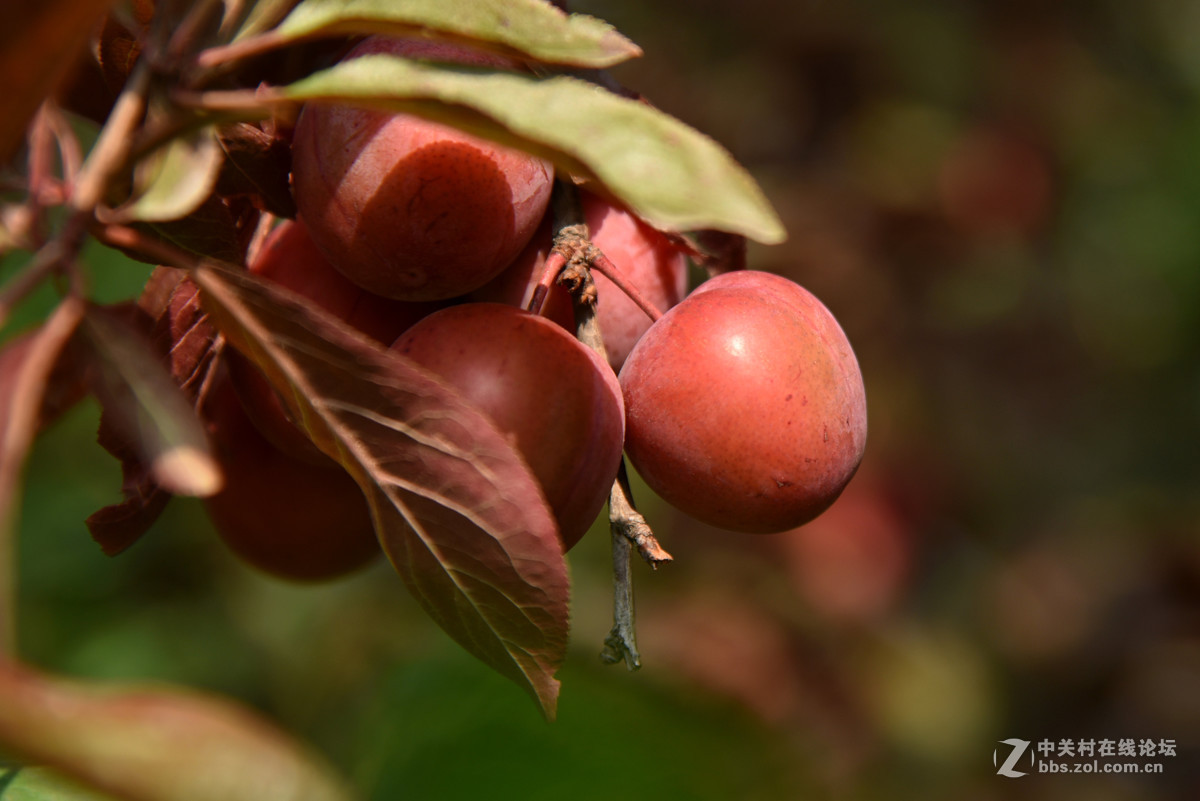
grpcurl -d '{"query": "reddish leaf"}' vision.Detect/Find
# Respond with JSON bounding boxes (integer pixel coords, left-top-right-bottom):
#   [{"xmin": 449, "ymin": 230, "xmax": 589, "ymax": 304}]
[
  {"xmin": 0, "ymin": 0, "xmax": 118, "ymax": 163},
  {"xmin": 215, "ymin": 123, "xmax": 296, "ymax": 218},
  {"xmin": 141, "ymin": 269, "xmax": 222, "ymax": 398},
  {"xmin": 96, "ymin": 13, "xmax": 142, "ymax": 97},
  {"xmin": 191, "ymin": 261, "xmax": 569, "ymax": 718},
  {"xmin": 86, "ymin": 274, "xmax": 221, "ymax": 555},
  {"xmin": 127, "ymin": 195, "xmax": 260, "ymax": 266},
  {"xmin": 0, "ymin": 658, "xmax": 356, "ymax": 801},
  {"xmin": 81, "ymin": 305, "xmax": 221, "ymax": 498},
  {"xmin": 85, "ymin": 420, "xmax": 173, "ymax": 556}
]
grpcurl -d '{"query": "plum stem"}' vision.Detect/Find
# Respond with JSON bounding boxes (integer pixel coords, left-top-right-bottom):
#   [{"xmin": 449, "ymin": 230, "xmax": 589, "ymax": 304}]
[
  {"xmin": 526, "ymin": 251, "xmax": 567, "ymax": 317},
  {"xmin": 584, "ymin": 249, "xmax": 663, "ymax": 323},
  {"xmin": 538, "ymin": 183, "xmax": 665, "ymax": 323}
]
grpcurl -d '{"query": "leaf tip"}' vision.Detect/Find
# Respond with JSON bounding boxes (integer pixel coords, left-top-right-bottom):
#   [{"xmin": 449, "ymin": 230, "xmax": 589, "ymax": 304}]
[
  {"xmin": 152, "ymin": 446, "xmax": 223, "ymax": 497},
  {"xmin": 591, "ymin": 21, "xmax": 642, "ymax": 63},
  {"xmin": 536, "ymin": 677, "xmax": 561, "ymax": 723},
  {"xmin": 756, "ymin": 217, "xmax": 789, "ymax": 246}
]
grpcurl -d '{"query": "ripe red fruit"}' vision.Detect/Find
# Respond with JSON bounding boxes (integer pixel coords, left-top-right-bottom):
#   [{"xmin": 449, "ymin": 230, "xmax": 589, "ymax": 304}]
[
  {"xmin": 246, "ymin": 217, "xmax": 443, "ymax": 344},
  {"xmin": 391, "ymin": 303, "xmax": 625, "ymax": 550},
  {"xmin": 467, "ymin": 213, "xmax": 576, "ymax": 330},
  {"xmin": 619, "ymin": 271, "xmax": 867, "ymax": 533},
  {"xmin": 202, "ymin": 375, "xmax": 380, "ymax": 582},
  {"xmin": 228, "ymin": 218, "xmax": 443, "ymax": 462},
  {"xmin": 290, "ymin": 36, "xmax": 555, "ymax": 301},
  {"xmin": 472, "ymin": 193, "xmax": 690, "ymax": 371}
]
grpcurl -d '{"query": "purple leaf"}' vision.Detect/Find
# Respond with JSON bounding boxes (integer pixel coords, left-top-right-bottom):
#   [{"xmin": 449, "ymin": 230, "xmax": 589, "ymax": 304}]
[{"xmin": 191, "ymin": 261, "xmax": 569, "ymax": 718}]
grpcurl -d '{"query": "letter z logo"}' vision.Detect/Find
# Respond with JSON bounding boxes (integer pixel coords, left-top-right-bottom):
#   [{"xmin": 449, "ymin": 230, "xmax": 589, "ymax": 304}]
[{"xmin": 994, "ymin": 738, "xmax": 1033, "ymax": 778}]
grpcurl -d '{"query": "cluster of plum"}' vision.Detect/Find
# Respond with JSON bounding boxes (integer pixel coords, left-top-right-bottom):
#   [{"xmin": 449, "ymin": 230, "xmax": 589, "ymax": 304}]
[{"xmin": 199, "ymin": 36, "xmax": 868, "ymax": 582}]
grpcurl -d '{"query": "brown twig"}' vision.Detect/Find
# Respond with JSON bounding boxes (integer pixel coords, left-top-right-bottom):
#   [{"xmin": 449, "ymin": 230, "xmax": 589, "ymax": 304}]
[
  {"xmin": 599, "ymin": 528, "xmax": 639, "ymax": 669},
  {"xmin": 610, "ymin": 460, "xmax": 672, "ymax": 566},
  {"xmin": 69, "ymin": 65, "xmax": 152, "ymax": 217},
  {"xmin": 545, "ymin": 179, "xmax": 672, "ymax": 668},
  {"xmin": 45, "ymin": 104, "xmax": 83, "ymax": 194},
  {"xmin": 526, "ymin": 250, "xmax": 567, "ymax": 317},
  {"xmin": 193, "ymin": 30, "xmax": 291, "ymax": 72},
  {"xmin": 0, "ymin": 294, "xmax": 87, "ymax": 656},
  {"xmin": 0, "ymin": 242, "xmax": 69, "ymax": 332}
]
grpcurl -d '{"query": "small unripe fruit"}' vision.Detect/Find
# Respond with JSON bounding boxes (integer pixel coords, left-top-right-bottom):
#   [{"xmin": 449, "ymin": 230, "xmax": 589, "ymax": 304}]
[
  {"xmin": 291, "ymin": 36, "xmax": 555, "ymax": 300},
  {"xmin": 392, "ymin": 303, "xmax": 625, "ymax": 550},
  {"xmin": 202, "ymin": 376, "xmax": 379, "ymax": 582},
  {"xmin": 620, "ymin": 271, "xmax": 867, "ymax": 533}
]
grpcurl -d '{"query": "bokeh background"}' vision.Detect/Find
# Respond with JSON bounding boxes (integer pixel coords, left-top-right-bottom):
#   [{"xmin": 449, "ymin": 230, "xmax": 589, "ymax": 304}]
[{"xmin": 8, "ymin": 0, "xmax": 1200, "ymax": 799}]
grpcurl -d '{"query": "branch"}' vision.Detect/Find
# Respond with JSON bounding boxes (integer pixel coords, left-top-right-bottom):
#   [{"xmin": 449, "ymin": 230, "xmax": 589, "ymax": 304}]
[
  {"xmin": 0, "ymin": 242, "xmax": 68, "ymax": 332},
  {"xmin": 69, "ymin": 64, "xmax": 152, "ymax": 217},
  {"xmin": 545, "ymin": 180, "xmax": 672, "ymax": 669},
  {"xmin": 610, "ymin": 460, "xmax": 672, "ymax": 567},
  {"xmin": 600, "ymin": 527, "xmax": 639, "ymax": 669},
  {"xmin": 0, "ymin": 295, "xmax": 87, "ymax": 656}
]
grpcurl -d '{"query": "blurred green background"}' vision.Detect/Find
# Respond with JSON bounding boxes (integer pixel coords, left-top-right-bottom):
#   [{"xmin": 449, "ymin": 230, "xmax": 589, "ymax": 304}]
[{"xmin": 8, "ymin": 0, "xmax": 1200, "ymax": 799}]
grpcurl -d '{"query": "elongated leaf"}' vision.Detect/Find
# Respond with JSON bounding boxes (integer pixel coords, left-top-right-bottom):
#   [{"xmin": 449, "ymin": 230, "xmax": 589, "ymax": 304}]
[
  {"xmin": 234, "ymin": 0, "xmax": 302, "ymax": 40},
  {"xmin": 87, "ymin": 274, "xmax": 221, "ymax": 554},
  {"xmin": 190, "ymin": 261, "xmax": 569, "ymax": 718},
  {"xmin": 0, "ymin": 660, "xmax": 356, "ymax": 801},
  {"xmin": 0, "ymin": 0, "xmax": 117, "ymax": 162},
  {"xmin": 81, "ymin": 306, "xmax": 222, "ymax": 498},
  {"xmin": 276, "ymin": 55, "xmax": 786, "ymax": 244},
  {"xmin": 108, "ymin": 126, "xmax": 223, "ymax": 224},
  {"xmin": 269, "ymin": 0, "xmax": 638, "ymax": 68},
  {"xmin": 139, "ymin": 194, "xmax": 259, "ymax": 265}
]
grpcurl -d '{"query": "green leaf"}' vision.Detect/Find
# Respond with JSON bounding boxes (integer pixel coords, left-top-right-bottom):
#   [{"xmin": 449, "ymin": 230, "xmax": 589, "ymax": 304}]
[
  {"xmin": 108, "ymin": 126, "xmax": 223, "ymax": 224},
  {"xmin": 0, "ymin": 766, "xmax": 123, "ymax": 801},
  {"xmin": 232, "ymin": 0, "xmax": 301, "ymax": 41},
  {"xmin": 277, "ymin": 55, "xmax": 787, "ymax": 244},
  {"xmin": 269, "ymin": 0, "xmax": 639, "ymax": 67}
]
